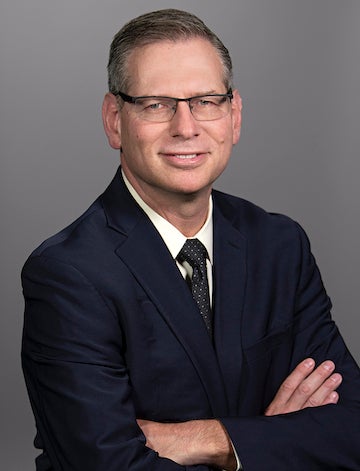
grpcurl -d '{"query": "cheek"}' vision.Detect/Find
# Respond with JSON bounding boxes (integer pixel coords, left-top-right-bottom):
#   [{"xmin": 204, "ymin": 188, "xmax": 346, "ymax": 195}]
[
  {"xmin": 213, "ymin": 125, "xmax": 232, "ymax": 150},
  {"xmin": 130, "ymin": 123, "xmax": 162, "ymax": 149},
  {"xmin": 121, "ymin": 125, "xmax": 144, "ymax": 153}
]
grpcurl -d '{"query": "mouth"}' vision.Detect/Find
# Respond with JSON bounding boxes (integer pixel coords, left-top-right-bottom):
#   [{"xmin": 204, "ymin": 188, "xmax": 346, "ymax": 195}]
[
  {"xmin": 160, "ymin": 151, "xmax": 209, "ymax": 167},
  {"xmin": 171, "ymin": 153, "xmax": 198, "ymax": 159},
  {"xmin": 162, "ymin": 152, "xmax": 205, "ymax": 159}
]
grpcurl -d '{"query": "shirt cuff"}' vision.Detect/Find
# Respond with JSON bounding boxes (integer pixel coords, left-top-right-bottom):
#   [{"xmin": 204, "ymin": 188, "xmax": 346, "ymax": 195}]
[{"xmin": 223, "ymin": 438, "xmax": 242, "ymax": 471}]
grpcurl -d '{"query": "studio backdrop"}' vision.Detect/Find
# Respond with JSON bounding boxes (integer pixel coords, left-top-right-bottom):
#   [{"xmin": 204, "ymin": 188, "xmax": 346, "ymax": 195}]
[{"xmin": 1, "ymin": 1, "xmax": 359, "ymax": 468}]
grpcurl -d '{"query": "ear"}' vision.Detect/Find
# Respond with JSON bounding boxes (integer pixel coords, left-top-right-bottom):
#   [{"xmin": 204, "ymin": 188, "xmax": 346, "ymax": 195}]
[
  {"xmin": 102, "ymin": 92, "xmax": 122, "ymax": 149},
  {"xmin": 231, "ymin": 89, "xmax": 242, "ymax": 145}
]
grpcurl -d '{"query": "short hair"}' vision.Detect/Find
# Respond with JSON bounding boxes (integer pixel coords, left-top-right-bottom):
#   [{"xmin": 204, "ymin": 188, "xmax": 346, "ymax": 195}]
[{"xmin": 107, "ymin": 9, "xmax": 233, "ymax": 94}]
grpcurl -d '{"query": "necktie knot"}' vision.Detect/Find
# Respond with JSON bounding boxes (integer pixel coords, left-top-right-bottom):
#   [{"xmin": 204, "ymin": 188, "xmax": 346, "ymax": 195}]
[{"xmin": 177, "ymin": 238, "xmax": 208, "ymax": 273}]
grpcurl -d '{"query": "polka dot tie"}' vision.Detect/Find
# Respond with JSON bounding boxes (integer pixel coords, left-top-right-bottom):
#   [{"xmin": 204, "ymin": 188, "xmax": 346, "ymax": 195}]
[{"xmin": 177, "ymin": 239, "xmax": 212, "ymax": 335}]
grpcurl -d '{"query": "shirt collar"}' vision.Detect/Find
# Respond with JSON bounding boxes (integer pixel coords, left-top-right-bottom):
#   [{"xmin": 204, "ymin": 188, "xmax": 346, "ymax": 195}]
[{"xmin": 122, "ymin": 170, "xmax": 213, "ymax": 263}]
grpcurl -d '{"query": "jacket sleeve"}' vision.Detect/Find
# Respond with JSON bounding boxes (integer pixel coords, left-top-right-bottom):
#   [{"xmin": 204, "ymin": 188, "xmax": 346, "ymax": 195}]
[
  {"xmin": 21, "ymin": 254, "xmax": 209, "ymax": 471},
  {"xmin": 221, "ymin": 222, "xmax": 360, "ymax": 470}
]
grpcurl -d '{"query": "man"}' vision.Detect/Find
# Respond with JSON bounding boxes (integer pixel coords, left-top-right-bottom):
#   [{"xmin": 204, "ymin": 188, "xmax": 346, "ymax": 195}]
[{"xmin": 22, "ymin": 9, "xmax": 360, "ymax": 471}]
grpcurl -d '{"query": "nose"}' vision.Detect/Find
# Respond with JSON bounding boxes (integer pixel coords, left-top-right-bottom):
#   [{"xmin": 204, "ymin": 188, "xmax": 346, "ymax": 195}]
[{"xmin": 169, "ymin": 101, "xmax": 200, "ymax": 139}]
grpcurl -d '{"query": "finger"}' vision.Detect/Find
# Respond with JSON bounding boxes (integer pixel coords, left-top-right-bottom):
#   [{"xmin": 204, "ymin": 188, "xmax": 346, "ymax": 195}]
[
  {"xmin": 303, "ymin": 373, "xmax": 342, "ymax": 408},
  {"xmin": 271, "ymin": 358, "xmax": 316, "ymax": 403},
  {"xmin": 265, "ymin": 358, "xmax": 316, "ymax": 415},
  {"xmin": 290, "ymin": 361, "xmax": 336, "ymax": 407},
  {"xmin": 321, "ymin": 391, "xmax": 340, "ymax": 406}
]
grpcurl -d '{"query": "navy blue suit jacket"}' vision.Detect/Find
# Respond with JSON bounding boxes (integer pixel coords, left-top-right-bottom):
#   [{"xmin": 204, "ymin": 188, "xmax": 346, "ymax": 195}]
[{"xmin": 22, "ymin": 167, "xmax": 360, "ymax": 470}]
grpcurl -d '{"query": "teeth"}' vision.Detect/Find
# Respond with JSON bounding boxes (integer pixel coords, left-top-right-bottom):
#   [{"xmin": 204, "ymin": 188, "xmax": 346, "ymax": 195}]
[{"xmin": 174, "ymin": 154, "xmax": 197, "ymax": 159}]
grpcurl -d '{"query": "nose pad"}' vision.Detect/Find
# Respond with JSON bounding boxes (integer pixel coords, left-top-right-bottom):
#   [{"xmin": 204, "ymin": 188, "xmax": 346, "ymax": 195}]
[{"xmin": 174, "ymin": 100, "xmax": 193, "ymax": 117}]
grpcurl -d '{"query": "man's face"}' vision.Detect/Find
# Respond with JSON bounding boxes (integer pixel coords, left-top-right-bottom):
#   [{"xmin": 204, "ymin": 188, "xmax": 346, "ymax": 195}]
[{"xmin": 104, "ymin": 38, "xmax": 242, "ymax": 205}]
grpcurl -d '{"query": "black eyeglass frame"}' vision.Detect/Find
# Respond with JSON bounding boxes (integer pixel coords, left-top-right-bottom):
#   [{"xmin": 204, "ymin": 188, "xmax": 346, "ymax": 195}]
[
  {"xmin": 113, "ymin": 89, "xmax": 233, "ymax": 104},
  {"xmin": 113, "ymin": 89, "xmax": 233, "ymax": 120}
]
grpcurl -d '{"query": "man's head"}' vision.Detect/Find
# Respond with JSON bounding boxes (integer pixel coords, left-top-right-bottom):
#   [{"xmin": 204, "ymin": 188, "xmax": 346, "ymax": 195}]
[
  {"xmin": 107, "ymin": 9, "xmax": 233, "ymax": 95},
  {"xmin": 102, "ymin": 9, "xmax": 242, "ymax": 209}
]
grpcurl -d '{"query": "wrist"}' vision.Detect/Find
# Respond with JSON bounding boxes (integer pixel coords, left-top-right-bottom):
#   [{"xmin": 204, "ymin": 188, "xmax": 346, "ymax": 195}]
[{"xmin": 187, "ymin": 419, "xmax": 237, "ymax": 470}]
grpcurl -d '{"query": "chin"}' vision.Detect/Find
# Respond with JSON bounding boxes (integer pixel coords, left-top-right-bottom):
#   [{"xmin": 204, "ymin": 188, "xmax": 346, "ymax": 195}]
[{"xmin": 172, "ymin": 182, "xmax": 212, "ymax": 197}]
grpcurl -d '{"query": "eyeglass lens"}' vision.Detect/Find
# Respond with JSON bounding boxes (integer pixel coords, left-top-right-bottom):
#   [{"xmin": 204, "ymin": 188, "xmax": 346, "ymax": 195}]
[{"xmin": 132, "ymin": 95, "xmax": 231, "ymax": 122}]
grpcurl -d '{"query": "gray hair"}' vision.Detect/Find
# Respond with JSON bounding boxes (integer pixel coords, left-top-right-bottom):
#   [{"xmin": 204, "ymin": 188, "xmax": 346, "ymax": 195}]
[{"xmin": 107, "ymin": 9, "xmax": 233, "ymax": 94}]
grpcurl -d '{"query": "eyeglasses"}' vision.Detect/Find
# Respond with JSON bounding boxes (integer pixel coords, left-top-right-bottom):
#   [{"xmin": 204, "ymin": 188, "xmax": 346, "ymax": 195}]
[{"xmin": 113, "ymin": 89, "xmax": 233, "ymax": 123}]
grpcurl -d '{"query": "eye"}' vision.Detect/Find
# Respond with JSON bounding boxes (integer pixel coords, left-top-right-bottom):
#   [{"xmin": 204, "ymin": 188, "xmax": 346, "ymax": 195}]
[
  {"xmin": 200, "ymin": 99, "xmax": 215, "ymax": 106},
  {"xmin": 146, "ymin": 102, "xmax": 163, "ymax": 110},
  {"xmin": 137, "ymin": 98, "xmax": 173, "ymax": 112},
  {"xmin": 194, "ymin": 97, "xmax": 221, "ymax": 107}
]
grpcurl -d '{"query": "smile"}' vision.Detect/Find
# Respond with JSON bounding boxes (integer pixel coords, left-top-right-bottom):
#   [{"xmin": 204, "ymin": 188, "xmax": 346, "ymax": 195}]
[{"xmin": 173, "ymin": 154, "xmax": 198, "ymax": 159}]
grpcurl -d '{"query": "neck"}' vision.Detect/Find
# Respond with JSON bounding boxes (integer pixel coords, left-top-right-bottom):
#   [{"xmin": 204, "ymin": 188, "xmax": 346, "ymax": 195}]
[
  {"xmin": 155, "ymin": 198, "xmax": 210, "ymax": 237},
  {"xmin": 123, "ymin": 172, "xmax": 211, "ymax": 237}
]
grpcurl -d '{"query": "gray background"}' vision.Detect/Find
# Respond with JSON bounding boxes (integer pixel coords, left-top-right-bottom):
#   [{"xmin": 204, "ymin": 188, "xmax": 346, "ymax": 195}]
[{"xmin": 1, "ymin": 0, "xmax": 359, "ymax": 468}]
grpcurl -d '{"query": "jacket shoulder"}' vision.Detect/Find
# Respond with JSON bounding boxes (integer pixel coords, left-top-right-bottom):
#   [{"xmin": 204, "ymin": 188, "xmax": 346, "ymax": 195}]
[
  {"xmin": 24, "ymin": 199, "xmax": 106, "ymax": 263},
  {"xmin": 212, "ymin": 189, "xmax": 299, "ymax": 234}
]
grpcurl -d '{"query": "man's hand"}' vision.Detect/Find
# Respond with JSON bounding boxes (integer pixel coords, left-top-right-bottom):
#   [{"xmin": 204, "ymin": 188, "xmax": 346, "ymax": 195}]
[
  {"xmin": 265, "ymin": 358, "xmax": 342, "ymax": 416},
  {"xmin": 137, "ymin": 418, "xmax": 237, "ymax": 471}
]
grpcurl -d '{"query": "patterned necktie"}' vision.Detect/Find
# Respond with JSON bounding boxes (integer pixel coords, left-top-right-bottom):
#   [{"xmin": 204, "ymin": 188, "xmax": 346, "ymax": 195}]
[{"xmin": 177, "ymin": 238, "xmax": 212, "ymax": 335}]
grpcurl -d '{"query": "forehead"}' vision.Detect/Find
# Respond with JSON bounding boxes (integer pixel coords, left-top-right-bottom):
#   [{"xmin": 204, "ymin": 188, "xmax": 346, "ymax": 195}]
[{"xmin": 126, "ymin": 38, "xmax": 225, "ymax": 96}]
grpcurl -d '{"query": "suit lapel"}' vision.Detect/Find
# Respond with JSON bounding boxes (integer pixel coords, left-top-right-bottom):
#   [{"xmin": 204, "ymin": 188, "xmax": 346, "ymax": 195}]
[
  {"xmin": 213, "ymin": 194, "xmax": 247, "ymax": 415},
  {"xmin": 101, "ymin": 169, "xmax": 229, "ymax": 416}
]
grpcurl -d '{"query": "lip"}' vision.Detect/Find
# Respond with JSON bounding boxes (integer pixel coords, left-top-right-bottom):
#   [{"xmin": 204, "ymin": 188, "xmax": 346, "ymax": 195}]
[
  {"xmin": 160, "ymin": 152, "xmax": 208, "ymax": 166},
  {"xmin": 161, "ymin": 151, "xmax": 208, "ymax": 158},
  {"xmin": 170, "ymin": 154, "xmax": 198, "ymax": 159}
]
